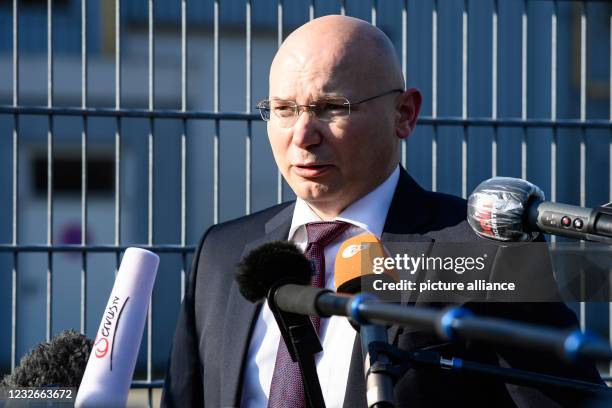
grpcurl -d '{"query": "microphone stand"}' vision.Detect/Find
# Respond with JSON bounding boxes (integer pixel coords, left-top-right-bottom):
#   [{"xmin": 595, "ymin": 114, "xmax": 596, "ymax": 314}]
[
  {"xmin": 274, "ymin": 284, "xmax": 612, "ymax": 362},
  {"xmin": 268, "ymin": 285, "xmax": 326, "ymax": 408},
  {"xmin": 274, "ymin": 285, "xmax": 612, "ymax": 406},
  {"xmin": 351, "ymin": 294, "xmax": 395, "ymax": 408},
  {"xmin": 354, "ymin": 333, "xmax": 611, "ymax": 408},
  {"xmin": 408, "ymin": 347, "xmax": 610, "ymax": 394},
  {"xmin": 360, "ymin": 323, "xmax": 395, "ymax": 408},
  {"xmin": 367, "ymin": 341, "xmax": 611, "ymax": 395}
]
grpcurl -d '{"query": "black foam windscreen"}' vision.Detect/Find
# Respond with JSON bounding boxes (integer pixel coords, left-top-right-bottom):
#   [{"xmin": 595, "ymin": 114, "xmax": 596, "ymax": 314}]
[
  {"xmin": 236, "ymin": 241, "xmax": 313, "ymax": 302},
  {"xmin": 1, "ymin": 330, "xmax": 92, "ymax": 388}
]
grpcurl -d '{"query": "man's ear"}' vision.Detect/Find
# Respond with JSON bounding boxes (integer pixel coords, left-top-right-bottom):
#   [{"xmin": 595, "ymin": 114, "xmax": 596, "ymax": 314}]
[{"xmin": 395, "ymin": 88, "xmax": 422, "ymax": 139}]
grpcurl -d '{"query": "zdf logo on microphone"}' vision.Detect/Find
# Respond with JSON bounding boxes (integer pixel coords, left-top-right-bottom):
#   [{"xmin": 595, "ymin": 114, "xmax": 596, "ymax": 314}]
[{"xmin": 341, "ymin": 243, "xmax": 371, "ymax": 258}]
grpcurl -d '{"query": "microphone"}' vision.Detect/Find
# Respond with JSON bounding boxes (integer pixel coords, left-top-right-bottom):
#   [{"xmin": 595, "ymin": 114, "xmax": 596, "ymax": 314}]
[
  {"xmin": 75, "ymin": 247, "xmax": 159, "ymax": 408},
  {"xmin": 236, "ymin": 241, "xmax": 326, "ymax": 408},
  {"xmin": 467, "ymin": 177, "xmax": 544, "ymax": 242},
  {"xmin": 332, "ymin": 236, "xmax": 612, "ymax": 400},
  {"xmin": 260, "ymin": 256, "xmax": 612, "ymax": 398},
  {"xmin": 1, "ymin": 330, "xmax": 92, "ymax": 388},
  {"xmin": 236, "ymin": 241, "xmax": 312, "ymax": 303},
  {"xmin": 467, "ymin": 177, "xmax": 612, "ymax": 242},
  {"xmin": 334, "ymin": 232, "xmax": 398, "ymax": 295},
  {"xmin": 239, "ymin": 242, "xmax": 612, "ymax": 377},
  {"xmin": 335, "ymin": 233, "xmax": 396, "ymax": 408},
  {"xmin": 275, "ymin": 282, "xmax": 612, "ymax": 362}
]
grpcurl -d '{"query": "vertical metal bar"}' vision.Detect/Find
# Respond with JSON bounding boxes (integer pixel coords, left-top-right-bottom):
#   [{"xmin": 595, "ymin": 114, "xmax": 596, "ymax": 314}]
[
  {"xmin": 371, "ymin": 0, "xmax": 377, "ymax": 26},
  {"xmin": 579, "ymin": 0, "xmax": 587, "ymax": 332},
  {"xmin": 492, "ymin": 0, "xmax": 498, "ymax": 178},
  {"xmin": 276, "ymin": 0, "xmax": 283, "ymax": 204},
  {"xmin": 148, "ymin": 0, "xmax": 155, "ymax": 243},
  {"xmin": 147, "ymin": 0, "xmax": 154, "ymax": 402},
  {"xmin": 180, "ymin": 0, "xmax": 188, "ymax": 300},
  {"xmin": 521, "ymin": 0, "xmax": 527, "ymax": 180},
  {"xmin": 551, "ymin": 0, "xmax": 557, "ymax": 247},
  {"xmin": 11, "ymin": 0, "xmax": 19, "ymax": 373},
  {"xmin": 46, "ymin": 0, "xmax": 54, "ymax": 342},
  {"xmin": 214, "ymin": 0, "xmax": 220, "ymax": 222},
  {"xmin": 340, "ymin": 0, "xmax": 346, "ymax": 16},
  {"xmin": 80, "ymin": 0, "xmax": 88, "ymax": 335},
  {"xmin": 609, "ymin": 2, "xmax": 612, "ymax": 379},
  {"xmin": 401, "ymin": 0, "xmax": 407, "ymax": 168},
  {"xmin": 309, "ymin": 0, "xmax": 314, "ymax": 21},
  {"xmin": 115, "ymin": 0, "xmax": 122, "ymax": 272},
  {"xmin": 579, "ymin": 2, "xmax": 586, "ymax": 209},
  {"xmin": 432, "ymin": 0, "xmax": 438, "ymax": 192},
  {"xmin": 245, "ymin": 0, "xmax": 252, "ymax": 216},
  {"xmin": 461, "ymin": 0, "xmax": 468, "ymax": 199}
]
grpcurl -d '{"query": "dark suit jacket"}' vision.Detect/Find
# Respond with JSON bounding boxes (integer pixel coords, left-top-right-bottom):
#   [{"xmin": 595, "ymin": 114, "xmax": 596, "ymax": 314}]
[{"xmin": 162, "ymin": 168, "xmax": 604, "ymax": 407}]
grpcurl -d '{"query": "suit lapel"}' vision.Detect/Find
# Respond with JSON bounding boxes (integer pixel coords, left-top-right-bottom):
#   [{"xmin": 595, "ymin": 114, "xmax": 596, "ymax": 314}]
[
  {"xmin": 221, "ymin": 203, "xmax": 295, "ymax": 407},
  {"xmin": 381, "ymin": 167, "xmax": 433, "ymax": 237},
  {"xmin": 381, "ymin": 168, "xmax": 435, "ymax": 340},
  {"xmin": 343, "ymin": 168, "xmax": 435, "ymax": 407}
]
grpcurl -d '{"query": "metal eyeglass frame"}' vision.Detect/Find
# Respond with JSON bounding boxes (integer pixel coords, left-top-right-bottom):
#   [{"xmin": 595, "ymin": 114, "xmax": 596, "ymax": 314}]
[{"xmin": 256, "ymin": 88, "xmax": 404, "ymax": 125}]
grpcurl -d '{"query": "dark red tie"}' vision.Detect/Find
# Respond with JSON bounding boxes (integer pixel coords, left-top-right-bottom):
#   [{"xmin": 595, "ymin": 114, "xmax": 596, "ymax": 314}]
[{"xmin": 267, "ymin": 221, "xmax": 351, "ymax": 408}]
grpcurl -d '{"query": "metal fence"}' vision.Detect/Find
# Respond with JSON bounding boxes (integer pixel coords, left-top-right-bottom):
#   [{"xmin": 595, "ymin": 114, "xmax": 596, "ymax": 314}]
[{"xmin": 1, "ymin": 0, "xmax": 611, "ymax": 405}]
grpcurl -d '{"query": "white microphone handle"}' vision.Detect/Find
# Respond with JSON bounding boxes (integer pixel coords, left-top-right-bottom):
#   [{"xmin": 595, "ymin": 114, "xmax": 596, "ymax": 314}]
[{"xmin": 75, "ymin": 247, "xmax": 159, "ymax": 408}]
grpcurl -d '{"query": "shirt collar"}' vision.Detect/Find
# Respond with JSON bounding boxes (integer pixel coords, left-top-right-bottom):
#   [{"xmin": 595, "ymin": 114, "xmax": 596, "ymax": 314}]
[{"xmin": 288, "ymin": 165, "xmax": 400, "ymax": 240}]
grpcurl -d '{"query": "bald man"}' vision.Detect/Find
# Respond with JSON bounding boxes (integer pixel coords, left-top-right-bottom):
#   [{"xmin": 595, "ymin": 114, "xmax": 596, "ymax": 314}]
[{"xmin": 162, "ymin": 16, "xmax": 602, "ymax": 407}]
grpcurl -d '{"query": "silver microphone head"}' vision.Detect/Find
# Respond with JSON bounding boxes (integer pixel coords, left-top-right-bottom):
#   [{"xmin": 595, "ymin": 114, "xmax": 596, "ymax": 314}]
[{"xmin": 467, "ymin": 177, "xmax": 544, "ymax": 242}]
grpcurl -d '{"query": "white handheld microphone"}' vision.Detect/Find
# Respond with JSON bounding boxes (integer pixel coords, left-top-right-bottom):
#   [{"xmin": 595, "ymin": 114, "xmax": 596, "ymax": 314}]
[{"xmin": 75, "ymin": 247, "xmax": 159, "ymax": 408}]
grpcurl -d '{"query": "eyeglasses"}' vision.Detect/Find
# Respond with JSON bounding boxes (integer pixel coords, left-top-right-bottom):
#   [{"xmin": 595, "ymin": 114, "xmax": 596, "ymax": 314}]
[{"xmin": 256, "ymin": 88, "xmax": 404, "ymax": 128}]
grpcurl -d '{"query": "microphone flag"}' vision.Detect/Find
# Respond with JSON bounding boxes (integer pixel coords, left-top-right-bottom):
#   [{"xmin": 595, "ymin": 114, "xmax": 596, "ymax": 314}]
[{"xmin": 334, "ymin": 232, "xmax": 398, "ymax": 294}]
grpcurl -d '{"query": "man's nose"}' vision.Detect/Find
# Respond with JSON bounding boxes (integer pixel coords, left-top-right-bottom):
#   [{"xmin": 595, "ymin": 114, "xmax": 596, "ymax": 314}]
[{"xmin": 291, "ymin": 109, "xmax": 322, "ymax": 148}]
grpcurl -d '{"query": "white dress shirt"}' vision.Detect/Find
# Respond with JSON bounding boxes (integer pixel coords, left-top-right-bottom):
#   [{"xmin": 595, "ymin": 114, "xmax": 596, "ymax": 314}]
[{"xmin": 241, "ymin": 166, "xmax": 400, "ymax": 408}]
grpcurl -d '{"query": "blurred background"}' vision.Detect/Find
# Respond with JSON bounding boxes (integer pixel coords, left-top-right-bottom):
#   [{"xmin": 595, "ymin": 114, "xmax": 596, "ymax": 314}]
[{"xmin": 0, "ymin": 0, "xmax": 611, "ymax": 405}]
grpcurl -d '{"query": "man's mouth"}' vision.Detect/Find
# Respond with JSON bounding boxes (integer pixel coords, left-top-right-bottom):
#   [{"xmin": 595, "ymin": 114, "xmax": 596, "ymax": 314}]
[{"xmin": 292, "ymin": 164, "xmax": 332, "ymax": 178}]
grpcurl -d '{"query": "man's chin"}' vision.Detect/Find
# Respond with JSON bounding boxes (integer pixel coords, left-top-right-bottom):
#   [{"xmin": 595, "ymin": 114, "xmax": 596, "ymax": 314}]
[
  {"xmin": 292, "ymin": 182, "xmax": 334, "ymax": 202},
  {"xmin": 293, "ymin": 185, "xmax": 351, "ymax": 217}
]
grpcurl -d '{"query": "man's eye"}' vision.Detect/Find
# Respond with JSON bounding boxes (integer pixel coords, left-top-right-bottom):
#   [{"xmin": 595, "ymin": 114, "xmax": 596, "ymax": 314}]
[
  {"xmin": 317, "ymin": 103, "xmax": 348, "ymax": 114},
  {"xmin": 272, "ymin": 105, "xmax": 294, "ymax": 117}
]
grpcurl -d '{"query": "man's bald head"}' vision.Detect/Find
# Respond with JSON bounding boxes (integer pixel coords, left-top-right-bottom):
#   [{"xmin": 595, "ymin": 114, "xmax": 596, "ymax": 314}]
[
  {"xmin": 265, "ymin": 15, "xmax": 421, "ymax": 220},
  {"xmin": 270, "ymin": 15, "xmax": 404, "ymax": 98}
]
